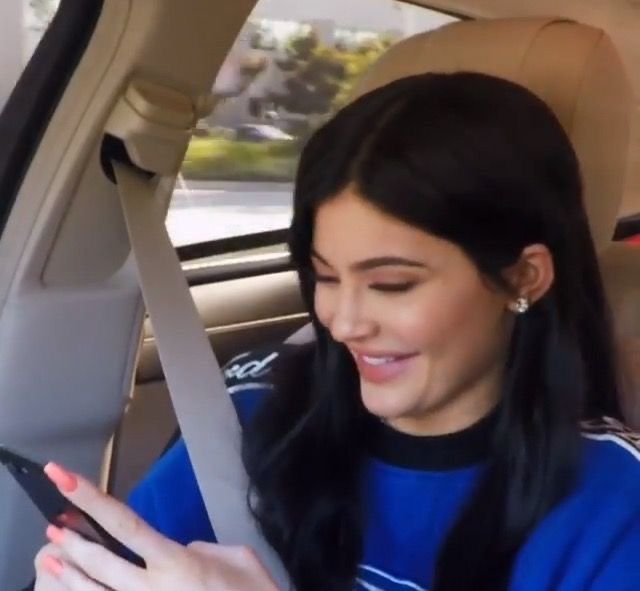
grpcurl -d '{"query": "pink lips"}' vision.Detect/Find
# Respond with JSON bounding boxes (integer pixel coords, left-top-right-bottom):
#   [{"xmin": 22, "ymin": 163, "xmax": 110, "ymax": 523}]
[{"xmin": 352, "ymin": 352, "xmax": 418, "ymax": 384}]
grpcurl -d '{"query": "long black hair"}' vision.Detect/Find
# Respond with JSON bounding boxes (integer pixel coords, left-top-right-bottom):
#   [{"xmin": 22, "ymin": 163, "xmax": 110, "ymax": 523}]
[{"xmin": 243, "ymin": 72, "xmax": 622, "ymax": 591}]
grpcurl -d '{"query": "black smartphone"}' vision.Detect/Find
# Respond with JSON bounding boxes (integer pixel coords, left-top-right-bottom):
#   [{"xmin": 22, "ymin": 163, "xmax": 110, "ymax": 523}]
[{"xmin": 0, "ymin": 445, "xmax": 145, "ymax": 568}]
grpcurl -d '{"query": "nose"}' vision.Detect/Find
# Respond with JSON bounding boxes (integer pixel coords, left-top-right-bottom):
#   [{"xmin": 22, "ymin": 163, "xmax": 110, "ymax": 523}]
[{"xmin": 327, "ymin": 288, "xmax": 377, "ymax": 344}]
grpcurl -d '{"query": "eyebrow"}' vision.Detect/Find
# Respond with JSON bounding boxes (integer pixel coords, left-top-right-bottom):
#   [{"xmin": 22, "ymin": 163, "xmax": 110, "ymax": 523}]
[{"xmin": 311, "ymin": 249, "xmax": 426, "ymax": 271}]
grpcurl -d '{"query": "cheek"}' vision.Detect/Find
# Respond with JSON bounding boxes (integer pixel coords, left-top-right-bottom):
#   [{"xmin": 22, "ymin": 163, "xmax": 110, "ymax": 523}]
[
  {"xmin": 392, "ymin": 281, "xmax": 504, "ymax": 353},
  {"xmin": 313, "ymin": 288, "xmax": 332, "ymax": 328}
]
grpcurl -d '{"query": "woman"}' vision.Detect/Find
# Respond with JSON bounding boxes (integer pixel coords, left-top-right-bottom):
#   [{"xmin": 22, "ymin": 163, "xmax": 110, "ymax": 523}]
[{"xmin": 35, "ymin": 72, "xmax": 640, "ymax": 590}]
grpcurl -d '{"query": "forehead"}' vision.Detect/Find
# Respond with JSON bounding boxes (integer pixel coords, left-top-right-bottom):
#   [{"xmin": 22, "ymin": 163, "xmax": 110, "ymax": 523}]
[{"xmin": 313, "ymin": 188, "xmax": 453, "ymax": 264}]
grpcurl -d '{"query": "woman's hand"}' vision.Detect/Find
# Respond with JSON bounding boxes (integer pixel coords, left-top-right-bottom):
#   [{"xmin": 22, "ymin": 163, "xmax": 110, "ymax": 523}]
[
  {"xmin": 33, "ymin": 463, "xmax": 279, "ymax": 591},
  {"xmin": 34, "ymin": 543, "xmax": 66, "ymax": 591}
]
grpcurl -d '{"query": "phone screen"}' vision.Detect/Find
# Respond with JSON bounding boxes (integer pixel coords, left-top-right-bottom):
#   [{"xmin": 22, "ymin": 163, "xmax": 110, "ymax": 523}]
[{"xmin": 0, "ymin": 446, "xmax": 145, "ymax": 568}]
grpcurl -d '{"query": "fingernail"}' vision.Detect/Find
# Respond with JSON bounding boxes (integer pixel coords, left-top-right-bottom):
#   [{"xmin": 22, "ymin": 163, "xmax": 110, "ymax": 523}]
[
  {"xmin": 46, "ymin": 524, "xmax": 65, "ymax": 544},
  {"xmin": 44, "ymin": 463, "xmax": 78, "ymax": 493},
  {"xmin": 57, "ymin": 511, "xmax": 81, "ymax": 529},
  {"xmin": 42, "ymin": 554, "xmax": 64, "ymax": 577}
]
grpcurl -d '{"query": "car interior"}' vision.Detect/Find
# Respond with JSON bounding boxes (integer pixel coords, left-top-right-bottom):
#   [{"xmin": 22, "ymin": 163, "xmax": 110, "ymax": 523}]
[{"xmin": 0, "ymin": 0, "xmax": 638, "ymax": 588}]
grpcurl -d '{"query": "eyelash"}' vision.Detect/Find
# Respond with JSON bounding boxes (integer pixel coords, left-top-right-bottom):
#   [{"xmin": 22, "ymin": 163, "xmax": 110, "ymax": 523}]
[
  {"xmin": 314, "ymin": 275, "xmax": 416, "ymax": 294},
  {"xmin": 371, "ymin": 282, "xmax": 416, "ymax": 293}
]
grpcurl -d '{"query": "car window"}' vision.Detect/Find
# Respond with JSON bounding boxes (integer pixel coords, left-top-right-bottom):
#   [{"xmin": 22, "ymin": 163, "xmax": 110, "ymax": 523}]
[
  {"xmin": 0, "ymin": 0, "xmax": 60, "ymax": 110},
  {"xmin": 167, "ymin": 0, "xmax": 460, "ymax": 262}
]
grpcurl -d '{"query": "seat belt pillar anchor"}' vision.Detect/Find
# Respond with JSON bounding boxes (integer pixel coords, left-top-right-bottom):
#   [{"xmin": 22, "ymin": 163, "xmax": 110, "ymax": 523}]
[{"xmin": 104, "ymin": 78, "xmax": 210, "ymax": 177}]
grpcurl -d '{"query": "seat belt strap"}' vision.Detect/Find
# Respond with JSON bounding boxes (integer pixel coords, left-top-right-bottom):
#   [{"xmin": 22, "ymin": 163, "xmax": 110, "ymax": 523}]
[{"xmin": 113, "ymin": 162, "xmax": 290, "ymax": 589}]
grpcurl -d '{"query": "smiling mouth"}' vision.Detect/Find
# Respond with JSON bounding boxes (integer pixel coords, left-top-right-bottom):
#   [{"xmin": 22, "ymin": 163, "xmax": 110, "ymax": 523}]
[
  {"xmin": 360, "ymin": 353, "xmax": 414, "ymax": 365},
  {"xmin": 352, "ymin": 352, "xmax": 419, "ymax": 383}
]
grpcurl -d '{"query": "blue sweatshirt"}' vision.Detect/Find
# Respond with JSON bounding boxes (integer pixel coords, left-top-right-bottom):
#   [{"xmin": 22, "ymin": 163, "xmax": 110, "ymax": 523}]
[{"xmin": 129, "ymin": 348, "xmax": 640, "ymax": 590}]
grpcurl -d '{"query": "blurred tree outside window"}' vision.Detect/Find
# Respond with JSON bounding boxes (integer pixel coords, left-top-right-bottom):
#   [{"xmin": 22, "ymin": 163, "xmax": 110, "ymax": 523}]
[
  {"xmin": 181, "ymin": 26, "xmax": 394, "ymax": 184},
  {"xmin": 168, "ymin": 1, "xmax": 459, "ymax": 250}
]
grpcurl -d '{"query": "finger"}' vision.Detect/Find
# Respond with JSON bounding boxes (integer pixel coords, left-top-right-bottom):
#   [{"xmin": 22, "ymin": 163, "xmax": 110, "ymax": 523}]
[
  {"xmin": 35, "ymin": 543, "xmax": 62, "ymax": 571},
  {"xmin": 34, "ymin": 571, "xmax": 66, "ymax": 591},
  {"xmin": 35, "ymin": 540, "xmax": 85, "ymax": 574},
  {"xmin": 35, "ymin": 545, "xmax": 67, "ymax": 591},
  {"xmin": 46, "ymin": 525, "xmax": 144, "ymax": 591},
  {"xmin": 44, "ymin": 463, "xmax": 180, "ymax": 564},
  {"xmin": 49, "ymin": 557, "xmax": 109, "ymax": 591},
  {"xmin": 57, "ymin": 511, "xmax": 84, "ymax": 530}
]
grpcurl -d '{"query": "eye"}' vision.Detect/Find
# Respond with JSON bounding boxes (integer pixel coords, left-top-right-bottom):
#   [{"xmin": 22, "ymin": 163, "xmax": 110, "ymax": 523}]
[
  {"xmin": 370, "ymin": 281, "xmax": 416, "ymax": 293},
  {"xmin": 313, "ymin": 273, "xmax": 339, "ymax": 284}
]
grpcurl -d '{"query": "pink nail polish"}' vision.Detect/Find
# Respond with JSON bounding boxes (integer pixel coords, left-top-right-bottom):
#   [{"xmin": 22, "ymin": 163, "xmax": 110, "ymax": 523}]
[
  {"xmin": 57, "ymin": 511, "xmax": 81, "ymax": 529},
  {"xmin": 46, "ymin": 524, "xmax": 65, "ymax": 544},
  {"xmin": 42, "ymin": 555, "xmax": 64, "ymax": 577},
  {"xmin": 44, "ymin": 463, "xmax": 78, "ymax": 493}
]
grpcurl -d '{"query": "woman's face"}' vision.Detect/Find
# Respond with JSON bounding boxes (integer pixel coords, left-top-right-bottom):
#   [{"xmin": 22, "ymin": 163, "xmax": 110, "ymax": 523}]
[{"xmin": 312, "ymin": 188, "xmax": 515, "ymax": 435}]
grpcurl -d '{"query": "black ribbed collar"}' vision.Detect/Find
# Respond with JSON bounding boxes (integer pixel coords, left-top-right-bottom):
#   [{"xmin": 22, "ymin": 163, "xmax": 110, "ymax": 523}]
[{"xmin": 366, "ymin": 408, "xmax": 499, "ymax": 471}]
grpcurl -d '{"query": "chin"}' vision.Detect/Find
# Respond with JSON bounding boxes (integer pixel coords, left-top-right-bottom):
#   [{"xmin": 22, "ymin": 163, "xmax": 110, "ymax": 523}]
[{"xmin": 359, "ymin": 382, "xmax": 417, "ymax": 421}]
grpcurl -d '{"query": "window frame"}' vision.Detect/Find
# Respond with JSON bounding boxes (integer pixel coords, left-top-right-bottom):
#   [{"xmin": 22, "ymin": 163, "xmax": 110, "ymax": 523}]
[{"xmin": 0, "ymin": 0, "xmax": 104, "ymax": 234}]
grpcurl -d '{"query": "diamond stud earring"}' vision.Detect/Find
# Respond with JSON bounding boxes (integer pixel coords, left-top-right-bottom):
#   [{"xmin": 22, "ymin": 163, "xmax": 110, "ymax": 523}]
[{"xmin": 513, "ymin": 296, "xmax": 530, "ymax": 314}]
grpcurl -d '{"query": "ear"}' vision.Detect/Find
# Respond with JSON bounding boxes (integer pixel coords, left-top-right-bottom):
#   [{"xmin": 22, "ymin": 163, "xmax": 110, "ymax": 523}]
[{"xmin": 502, "ymin": 244, "xmax": 555, "ymax": 310}]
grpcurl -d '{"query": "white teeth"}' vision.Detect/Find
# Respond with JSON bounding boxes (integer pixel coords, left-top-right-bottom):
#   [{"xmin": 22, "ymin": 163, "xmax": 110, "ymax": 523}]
[{"xmin": 362, "ymin": 355, "xmax": 396, "ymax": 366}]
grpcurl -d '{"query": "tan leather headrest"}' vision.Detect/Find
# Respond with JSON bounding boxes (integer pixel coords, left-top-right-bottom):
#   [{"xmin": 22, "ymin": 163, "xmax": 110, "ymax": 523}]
[
  {"xmin": 599, "ymin": 241, "xmax": 640, "ymax": 427},
  {"xmin": 351, "ymin": 18, "xmax": 634, "ymax": 252}
]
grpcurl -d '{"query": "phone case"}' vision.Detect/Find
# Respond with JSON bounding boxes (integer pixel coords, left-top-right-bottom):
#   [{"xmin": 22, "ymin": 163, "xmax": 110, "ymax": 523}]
[{"xmin": 0, "ymin": 446, "xmax": 145, "ymax": 568}]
